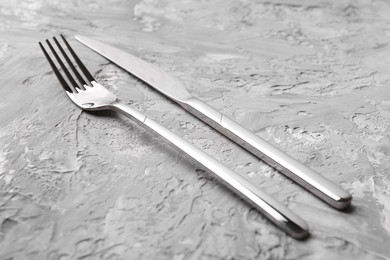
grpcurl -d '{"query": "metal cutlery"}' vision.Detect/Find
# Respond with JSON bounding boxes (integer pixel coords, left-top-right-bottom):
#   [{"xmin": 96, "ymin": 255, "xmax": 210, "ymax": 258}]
[
  {"xmin": 39, "ymin": 35, "xmax": 309, "ymax": 239},
  {"xmin": 75, "ymin": 35, "xmax": 352, "ymax": 210}
]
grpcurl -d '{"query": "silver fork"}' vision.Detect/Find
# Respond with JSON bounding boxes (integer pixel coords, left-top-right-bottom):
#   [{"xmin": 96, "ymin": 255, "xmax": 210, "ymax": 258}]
[{"xmin": 39, "ymin": 35, "xmax": 309, "ymax": 239}]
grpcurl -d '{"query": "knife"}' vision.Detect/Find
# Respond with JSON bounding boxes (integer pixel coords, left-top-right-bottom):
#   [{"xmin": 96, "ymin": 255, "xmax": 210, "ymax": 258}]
[{"xmin": 75, "ymin": 35, "xmax": 352, "ymax": 210}]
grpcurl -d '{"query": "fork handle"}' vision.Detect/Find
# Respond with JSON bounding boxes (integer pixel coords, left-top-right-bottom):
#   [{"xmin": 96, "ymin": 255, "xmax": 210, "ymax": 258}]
[
  {"xmin": 110, "ymin": 102, "xmax": 309, "ymax": 239},
  {"xmin": 178, "ymin": 97, "xmax": 352, "ymax": 210}
]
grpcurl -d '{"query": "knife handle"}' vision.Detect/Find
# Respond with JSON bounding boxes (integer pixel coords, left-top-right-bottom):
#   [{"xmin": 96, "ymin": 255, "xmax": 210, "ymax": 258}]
[
  {"xmin": 179, "ymin": 97, "xmax": 352, "ymax": 210},
  {"xmin": 111, "ymin": 102, "xmax": 309, "ymax": 239}
]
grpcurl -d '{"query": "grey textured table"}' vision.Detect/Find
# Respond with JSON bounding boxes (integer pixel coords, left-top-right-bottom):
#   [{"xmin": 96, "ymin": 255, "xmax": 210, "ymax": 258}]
[{"xmin": 1, "ymin": 0, "xmax": 390, "ymax": 259}]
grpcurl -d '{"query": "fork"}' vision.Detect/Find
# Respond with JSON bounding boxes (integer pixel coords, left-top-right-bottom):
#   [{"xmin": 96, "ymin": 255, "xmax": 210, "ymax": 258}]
[{"xmin": 39, "ymin": 35, "xmax": 309, "ymax": 239}]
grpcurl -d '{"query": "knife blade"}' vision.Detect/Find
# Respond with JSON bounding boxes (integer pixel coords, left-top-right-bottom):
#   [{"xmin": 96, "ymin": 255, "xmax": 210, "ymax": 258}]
[{"xmin": 75, "ymin": 34, "xmax": 352, "ymax": 210}]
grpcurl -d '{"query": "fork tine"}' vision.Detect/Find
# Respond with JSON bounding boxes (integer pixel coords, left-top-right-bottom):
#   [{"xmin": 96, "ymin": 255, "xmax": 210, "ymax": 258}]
[
  {"xmin": 39, "ymin": 42, "xmax": 73, "ymax": 93},
  {"xmin": 60, "ymin": 34, "xmax": 95, "ymax": 84},
  {"xmin": 46, "ymin": 39, "xmax": 80, "ymax": 92},
  {"xmin": 53, "ymin": 36, "xmax": 88, "ymax": 89}
]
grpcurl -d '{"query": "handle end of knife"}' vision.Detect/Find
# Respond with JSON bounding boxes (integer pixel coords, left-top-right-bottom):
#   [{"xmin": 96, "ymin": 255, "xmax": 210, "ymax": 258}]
[{"xmin": 333, "ymin": 192, "xmax": 353, "ymax": 210}]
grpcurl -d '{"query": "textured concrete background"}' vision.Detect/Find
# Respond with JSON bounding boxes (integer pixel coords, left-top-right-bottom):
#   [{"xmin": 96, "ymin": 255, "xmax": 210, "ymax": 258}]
[{"xmin": 1, "ymin": 0, "xmax": 390, "ymax": 259}]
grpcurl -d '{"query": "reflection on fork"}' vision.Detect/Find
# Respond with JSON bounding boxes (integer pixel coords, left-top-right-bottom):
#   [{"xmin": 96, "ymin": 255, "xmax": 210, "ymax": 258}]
[{"xmin": 39, "ymin": 35, "xmax": 309, "ymax": 239}]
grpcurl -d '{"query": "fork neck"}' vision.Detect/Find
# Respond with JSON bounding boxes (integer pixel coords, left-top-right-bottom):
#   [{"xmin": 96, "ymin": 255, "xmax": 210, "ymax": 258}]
[{"xmin": 109, "ymin": 102, "xmax": 148, "ymax": 124}]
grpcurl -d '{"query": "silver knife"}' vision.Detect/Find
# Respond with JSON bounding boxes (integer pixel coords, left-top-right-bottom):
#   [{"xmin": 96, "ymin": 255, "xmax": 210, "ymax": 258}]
[{"xmin": 75, "ymin": 35, "xmax": 352, "ymax": 210}]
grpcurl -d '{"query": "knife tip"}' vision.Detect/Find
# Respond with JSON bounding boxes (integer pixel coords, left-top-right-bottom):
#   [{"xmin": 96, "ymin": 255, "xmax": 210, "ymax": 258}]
[{"xmin": 74, "ymin": 34, "xmax": 86, "ymax": 43}]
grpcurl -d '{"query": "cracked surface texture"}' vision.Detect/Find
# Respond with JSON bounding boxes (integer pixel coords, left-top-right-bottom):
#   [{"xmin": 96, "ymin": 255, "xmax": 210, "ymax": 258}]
[{"xmin": 1, "ymin": 0, "xmax": 390, "ymax": 259}]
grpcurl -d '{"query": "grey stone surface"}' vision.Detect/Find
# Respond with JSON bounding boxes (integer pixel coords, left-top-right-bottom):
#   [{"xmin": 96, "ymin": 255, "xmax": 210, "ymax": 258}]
[{"xmin": 1, "ymin": 0, "xmax": 390, "ymax": 259}]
